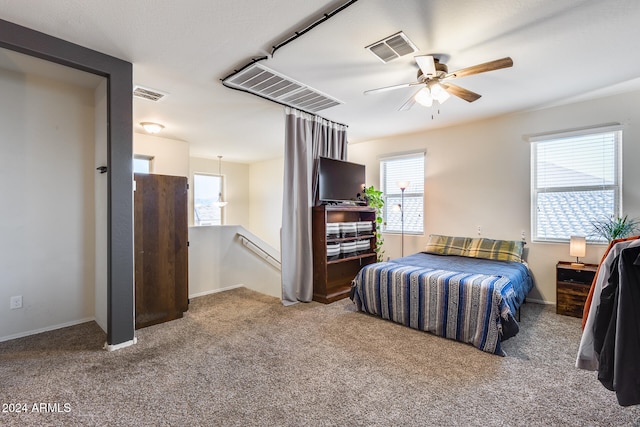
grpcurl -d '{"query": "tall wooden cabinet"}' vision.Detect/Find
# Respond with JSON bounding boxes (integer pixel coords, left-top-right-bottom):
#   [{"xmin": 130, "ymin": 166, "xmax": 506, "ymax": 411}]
[
  {"xmin": 312, "ymin": 205, "xmax": 377, "ymax": 303},
  {"xmin": 134, "ymin": 173, "xmax": 189, "ymax": 329}
]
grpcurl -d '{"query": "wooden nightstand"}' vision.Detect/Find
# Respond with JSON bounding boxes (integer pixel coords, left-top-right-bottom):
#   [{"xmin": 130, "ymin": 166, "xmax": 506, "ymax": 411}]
[{"xmin": 556, "ymin": 261, "xmax": 598, "ymax": 318}]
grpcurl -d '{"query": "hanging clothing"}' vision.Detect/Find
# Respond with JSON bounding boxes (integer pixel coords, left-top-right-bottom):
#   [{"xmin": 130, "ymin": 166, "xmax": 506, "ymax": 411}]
[
  {"xmin": 593, "ymin": 246, "xmax": 640, "ymax": 406},
  {"xmin": 576, "ymin": 237, "xmax": 640, "ymax": 370},
  {"xmin": 593, "ymin": 254, "xmax": 620, "ymax": 389},
  {"xmin": 582, "ymin": 235, "xmax": 640, "ymax": 330}
]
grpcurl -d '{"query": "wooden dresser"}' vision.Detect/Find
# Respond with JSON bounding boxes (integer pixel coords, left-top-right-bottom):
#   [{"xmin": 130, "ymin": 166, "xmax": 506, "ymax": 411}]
[{"xmin": 556, "ymin": 261, "xmax": 598, "ymax": 318}]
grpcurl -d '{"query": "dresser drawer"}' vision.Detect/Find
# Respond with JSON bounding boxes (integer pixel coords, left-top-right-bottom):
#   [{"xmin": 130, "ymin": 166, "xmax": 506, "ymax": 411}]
[
  {"xmin": 556, "ymin": 282, "xmax": 590, "ymax": 318},
  {"xmin": 557, "ymin": 268, "xmax": 595, "ymax": 285}
]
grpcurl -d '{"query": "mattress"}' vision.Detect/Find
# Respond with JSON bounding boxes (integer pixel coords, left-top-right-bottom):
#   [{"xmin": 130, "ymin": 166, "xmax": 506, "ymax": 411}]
[{"xmin": 352, "ymin": 252, "xmax": 534, "ymax": 355}]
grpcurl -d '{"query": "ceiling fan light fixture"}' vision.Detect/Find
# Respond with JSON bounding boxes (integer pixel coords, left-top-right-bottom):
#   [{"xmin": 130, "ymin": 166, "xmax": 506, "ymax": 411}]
[
  {"xmin": 430, "ymin": 82, "xmax": 450, "ymax": 104},
  {"xmin": 414, "ymin": 88, "xmax": 433, "ymax": 107},
  {"xmin": 368, "ymin": 55, "xmax": 512, "ymax": 111}
]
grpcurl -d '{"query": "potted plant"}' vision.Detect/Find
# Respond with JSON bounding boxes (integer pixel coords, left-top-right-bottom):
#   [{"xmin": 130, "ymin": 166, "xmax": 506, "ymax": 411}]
[
  {"xmin": 590, "ymin": 215, "xmax": 640, "ymax": 242},
  {"xmin": 363, "ymin": 185, "xmax": 385, "ymax": 261}
]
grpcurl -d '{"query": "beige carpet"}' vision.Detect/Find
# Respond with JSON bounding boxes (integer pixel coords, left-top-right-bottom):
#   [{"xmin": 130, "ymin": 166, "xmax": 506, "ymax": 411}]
[{"xmin": 1, "ymin": 287, "xmax": 639, "ymax": 426}]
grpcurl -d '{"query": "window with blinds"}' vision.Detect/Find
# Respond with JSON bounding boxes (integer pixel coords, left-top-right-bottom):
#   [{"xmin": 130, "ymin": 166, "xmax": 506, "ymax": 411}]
[
  {"xmin": 531, "ymin": 127, "xmax": 622, "ymax": 242},
  {"xmin": 380, "ymin": 152, "xmax": 425, "ymax": 234}
]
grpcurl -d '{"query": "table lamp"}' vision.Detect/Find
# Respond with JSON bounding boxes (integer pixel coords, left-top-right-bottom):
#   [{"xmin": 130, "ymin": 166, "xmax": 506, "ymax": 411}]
[{"xmin": 569, "ymin": 236, "xmax": 586, "ymax": 268}]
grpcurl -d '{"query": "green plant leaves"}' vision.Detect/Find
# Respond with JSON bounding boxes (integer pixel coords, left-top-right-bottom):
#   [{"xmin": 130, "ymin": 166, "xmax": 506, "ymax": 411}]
[
  {"xmin": 364, "ymin": 185, "xmax": 385, "ymax": 261},
  {"xmin": 590, "ymin": 215, "xmax": 640, "ymax": 242}
]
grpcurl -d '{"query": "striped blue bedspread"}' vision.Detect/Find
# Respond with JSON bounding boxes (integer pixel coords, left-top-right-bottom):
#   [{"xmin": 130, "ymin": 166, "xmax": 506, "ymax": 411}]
[{"xmin": 352, "ymin": 253, "xmax": 533, "ymax": 355}]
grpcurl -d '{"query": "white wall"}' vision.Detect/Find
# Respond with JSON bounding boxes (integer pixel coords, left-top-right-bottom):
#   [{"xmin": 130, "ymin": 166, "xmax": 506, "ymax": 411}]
[
  {"xmin": 134, "ymin": 133, "xmax": 189, "ymax": 177},
  {"xmin": 189, "ymin": 157, "xmax": 250, "ymax": 227},
  {"xmin": 349, "ymin": 90, "xmax": 640, "ymax": 304},
  {"xmin": 133, "ymin": 138, "xmax": 281, "ymax": 250},
  {"xmin": 0, "ymin": 68, "xmax": 98, "ymax": 340},
  {"xmin": 188, "ymin": 225, "xmax": 281, "ymax": 299},
  {"xmin": 249, "ymin": 157, "xmax": 284, "ymax": 250}
]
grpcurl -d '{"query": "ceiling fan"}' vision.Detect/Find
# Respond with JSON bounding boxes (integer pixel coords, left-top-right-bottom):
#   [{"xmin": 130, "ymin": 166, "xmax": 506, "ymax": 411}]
[{"xmin": 364, "ymin": 55, "xmax": 513, "ymax": 111}]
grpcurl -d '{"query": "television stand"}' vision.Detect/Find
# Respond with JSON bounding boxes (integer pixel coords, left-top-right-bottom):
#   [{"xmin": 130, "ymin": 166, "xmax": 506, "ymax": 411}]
[{"xmin": 312, "ymin": 205, "xmax": 377, "ymax": 303}]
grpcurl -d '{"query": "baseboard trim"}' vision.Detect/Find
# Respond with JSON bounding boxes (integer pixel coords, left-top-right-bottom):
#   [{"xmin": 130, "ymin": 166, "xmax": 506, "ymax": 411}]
[
  {"xmin": 0, "ymin": 317, "xmax": 96, "ymax": 343},
  {"xmin": 104, "ymin": 337, "xmax": 137, "ymax": 351},
  {"xmin": 189, "ymin": 284, "xmax": 245, "ymax": 299},
  {"xmin": 526, "ymin": 298, "xmax": 554, "ymax": 305}
]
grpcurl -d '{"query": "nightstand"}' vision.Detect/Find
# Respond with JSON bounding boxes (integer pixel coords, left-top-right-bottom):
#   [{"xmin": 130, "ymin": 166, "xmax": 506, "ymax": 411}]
[{"xmin": 556, "ymin": 261, "xmax": 598, "ymax": 318}]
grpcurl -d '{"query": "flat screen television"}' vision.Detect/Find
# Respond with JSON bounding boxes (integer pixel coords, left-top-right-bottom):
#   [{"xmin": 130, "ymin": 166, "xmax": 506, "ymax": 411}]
[{"xmin": 318, "ymin": 156, "xmax": 366, "ymax": 204}]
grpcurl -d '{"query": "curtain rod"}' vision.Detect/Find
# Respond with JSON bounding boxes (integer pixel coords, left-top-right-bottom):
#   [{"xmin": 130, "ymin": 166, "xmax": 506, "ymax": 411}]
[
  {"xmin": 221, "ymin": 0, "xmax": 358, "ymax": 82},
  {"xmin": 270, "ymin": 0, "xmax": 359, "ymax": 57},
  {"xmin": 220, "ymin": 0, "xmax": 357, "ymax": 128}
]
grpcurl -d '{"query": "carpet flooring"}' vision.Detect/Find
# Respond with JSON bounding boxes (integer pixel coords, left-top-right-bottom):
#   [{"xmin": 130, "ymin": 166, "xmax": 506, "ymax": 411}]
[{"xmin": 1, "ymin": 287, "xmax": 639, "ymax": 426}]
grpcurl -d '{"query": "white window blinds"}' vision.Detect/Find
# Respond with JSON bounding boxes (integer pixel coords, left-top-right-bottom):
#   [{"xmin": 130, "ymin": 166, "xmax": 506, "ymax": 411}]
[
  {"xmin": 531, "ymin": 127, "xmax": 621, "ymax": 242},
  {"xmin": 380, "ymin": 153, "xmax": 425, "ymax": 234}
]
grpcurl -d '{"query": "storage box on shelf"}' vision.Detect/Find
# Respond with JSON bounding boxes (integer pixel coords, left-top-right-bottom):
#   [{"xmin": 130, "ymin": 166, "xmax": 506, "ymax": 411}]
[
  {"xmin": 312, "ymin": 205, "xmax": 377, "ymax": 303},
  {"xmin": 326, "ymin": 223, "xmax": 340, "ymax": 239},
  {"xmin": 326, "ymin": 242, "xmax": 341, "ymax": 260},
  {"xmin": 340, "ymin": 222, "xmax": 358, "ymax": 238}
]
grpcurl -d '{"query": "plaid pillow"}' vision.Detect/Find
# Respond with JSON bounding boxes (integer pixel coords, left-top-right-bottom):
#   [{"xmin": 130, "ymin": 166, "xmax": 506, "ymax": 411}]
[
  {"xmin": 467, "ymin": 237, "xmax": 524, "ymax": 262},
  {"xmin": 424, "ymin": 234, "xmax": 471, "ymax": 256}
]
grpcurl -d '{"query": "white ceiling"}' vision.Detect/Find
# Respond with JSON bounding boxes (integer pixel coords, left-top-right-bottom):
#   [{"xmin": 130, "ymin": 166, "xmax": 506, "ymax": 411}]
[{"xmin": 2, "ymin": 0, "xmax": 640, "ymax": 163}]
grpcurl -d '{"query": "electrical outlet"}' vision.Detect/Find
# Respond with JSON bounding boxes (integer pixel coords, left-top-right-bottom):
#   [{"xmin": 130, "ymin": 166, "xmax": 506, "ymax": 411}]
[
  {"xmin": 10, "ymin": 295, "xmax": 22, "ymax": 310},
  {"xmin": 477, "ymin": 226, "xmax": 482, "ymax": 236}
]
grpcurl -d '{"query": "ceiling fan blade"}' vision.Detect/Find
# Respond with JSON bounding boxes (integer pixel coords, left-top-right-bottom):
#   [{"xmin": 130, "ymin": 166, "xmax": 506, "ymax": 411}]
[
  {"xmin": 441, "ymin": 83, "xmax": 482, "ymax": 103},
  {"xmin": 444, "ymin": 57, "xmax": 513, "ymax": 80},
  {"xmin": 398, "ymin": 90, "xmax": 421, "ymax": 111},
  {"xmin": 415, "ymin": 55, "xmax": 436, "ymax": 78},
  {"xmin": 364, "ymin": 81, "xmax": 421, "ymax": 95}
]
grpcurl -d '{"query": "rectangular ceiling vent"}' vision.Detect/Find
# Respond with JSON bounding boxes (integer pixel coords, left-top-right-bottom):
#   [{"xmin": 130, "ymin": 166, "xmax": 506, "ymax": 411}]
[
  {"xmin": 133, "ymin": 85, "xmax": 168, "ymax": 102},
  {"xmin": 224, "ymin": 63, "xmax": 342, "ymax": 113},
  {"xmin": 366, "ymin": 31, "xmax": 419, "ymax": 63}
]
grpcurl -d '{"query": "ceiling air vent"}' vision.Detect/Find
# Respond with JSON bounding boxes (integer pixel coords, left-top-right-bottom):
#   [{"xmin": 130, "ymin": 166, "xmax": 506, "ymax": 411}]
[
  {"xmin": 224, "ymin": 63, "xmax": 342, "ymax": 113},
  {"xmin": 133, "ymin": 85, "xmax": 168, "ymax": 102},
  {"xmin": 365, "ymin": 31, "xmax": 419, "ymax": 63}
]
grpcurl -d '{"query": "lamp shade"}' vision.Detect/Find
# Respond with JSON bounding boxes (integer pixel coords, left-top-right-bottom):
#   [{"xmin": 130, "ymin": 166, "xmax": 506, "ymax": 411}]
[
  {"xmin": 429, "ymin": 82, "xmax": 450, "ymax": 103},
  {"xmin": 569, "ymin": 236, "xmax": 586, "ymax": 258},
  {"xmin": 397, "ymin": 181, "xmax": 410, "ymax": 190},
  {"xmin": 414, "ymin": 88, "xmax": 433, "ymax": 107},
  {"xmin": 213, "ymin": 193, "xmax": 227, "ymax": 207}
]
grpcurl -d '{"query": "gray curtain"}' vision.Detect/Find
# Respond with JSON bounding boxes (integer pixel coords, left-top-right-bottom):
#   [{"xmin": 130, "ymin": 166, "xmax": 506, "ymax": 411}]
[{"xmin": 281, "ymin": 107, "xmax": 348, "ymax": 305}]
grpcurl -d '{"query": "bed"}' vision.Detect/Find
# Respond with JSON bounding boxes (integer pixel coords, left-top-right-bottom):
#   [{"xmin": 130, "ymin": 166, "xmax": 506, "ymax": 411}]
[{"xmin": 350, "ymin": 235, "xmax": 534, "ymax": 356}]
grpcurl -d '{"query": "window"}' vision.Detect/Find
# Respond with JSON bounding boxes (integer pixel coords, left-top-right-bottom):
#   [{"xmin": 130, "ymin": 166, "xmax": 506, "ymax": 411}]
[
  {"xmin": 194, "ymin": 173, "xmax": 224, "ymax": 226},
  {"xmin": 531, "ymin": 126, "xmax": 622, "ymax": 242},
  {"xmin": 380, "ymin": 152, "xmax": 425, "ymax": 234},
  {"xmin": 133, "ymin": 155, "xmax": 153, "ymax": 174}
]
